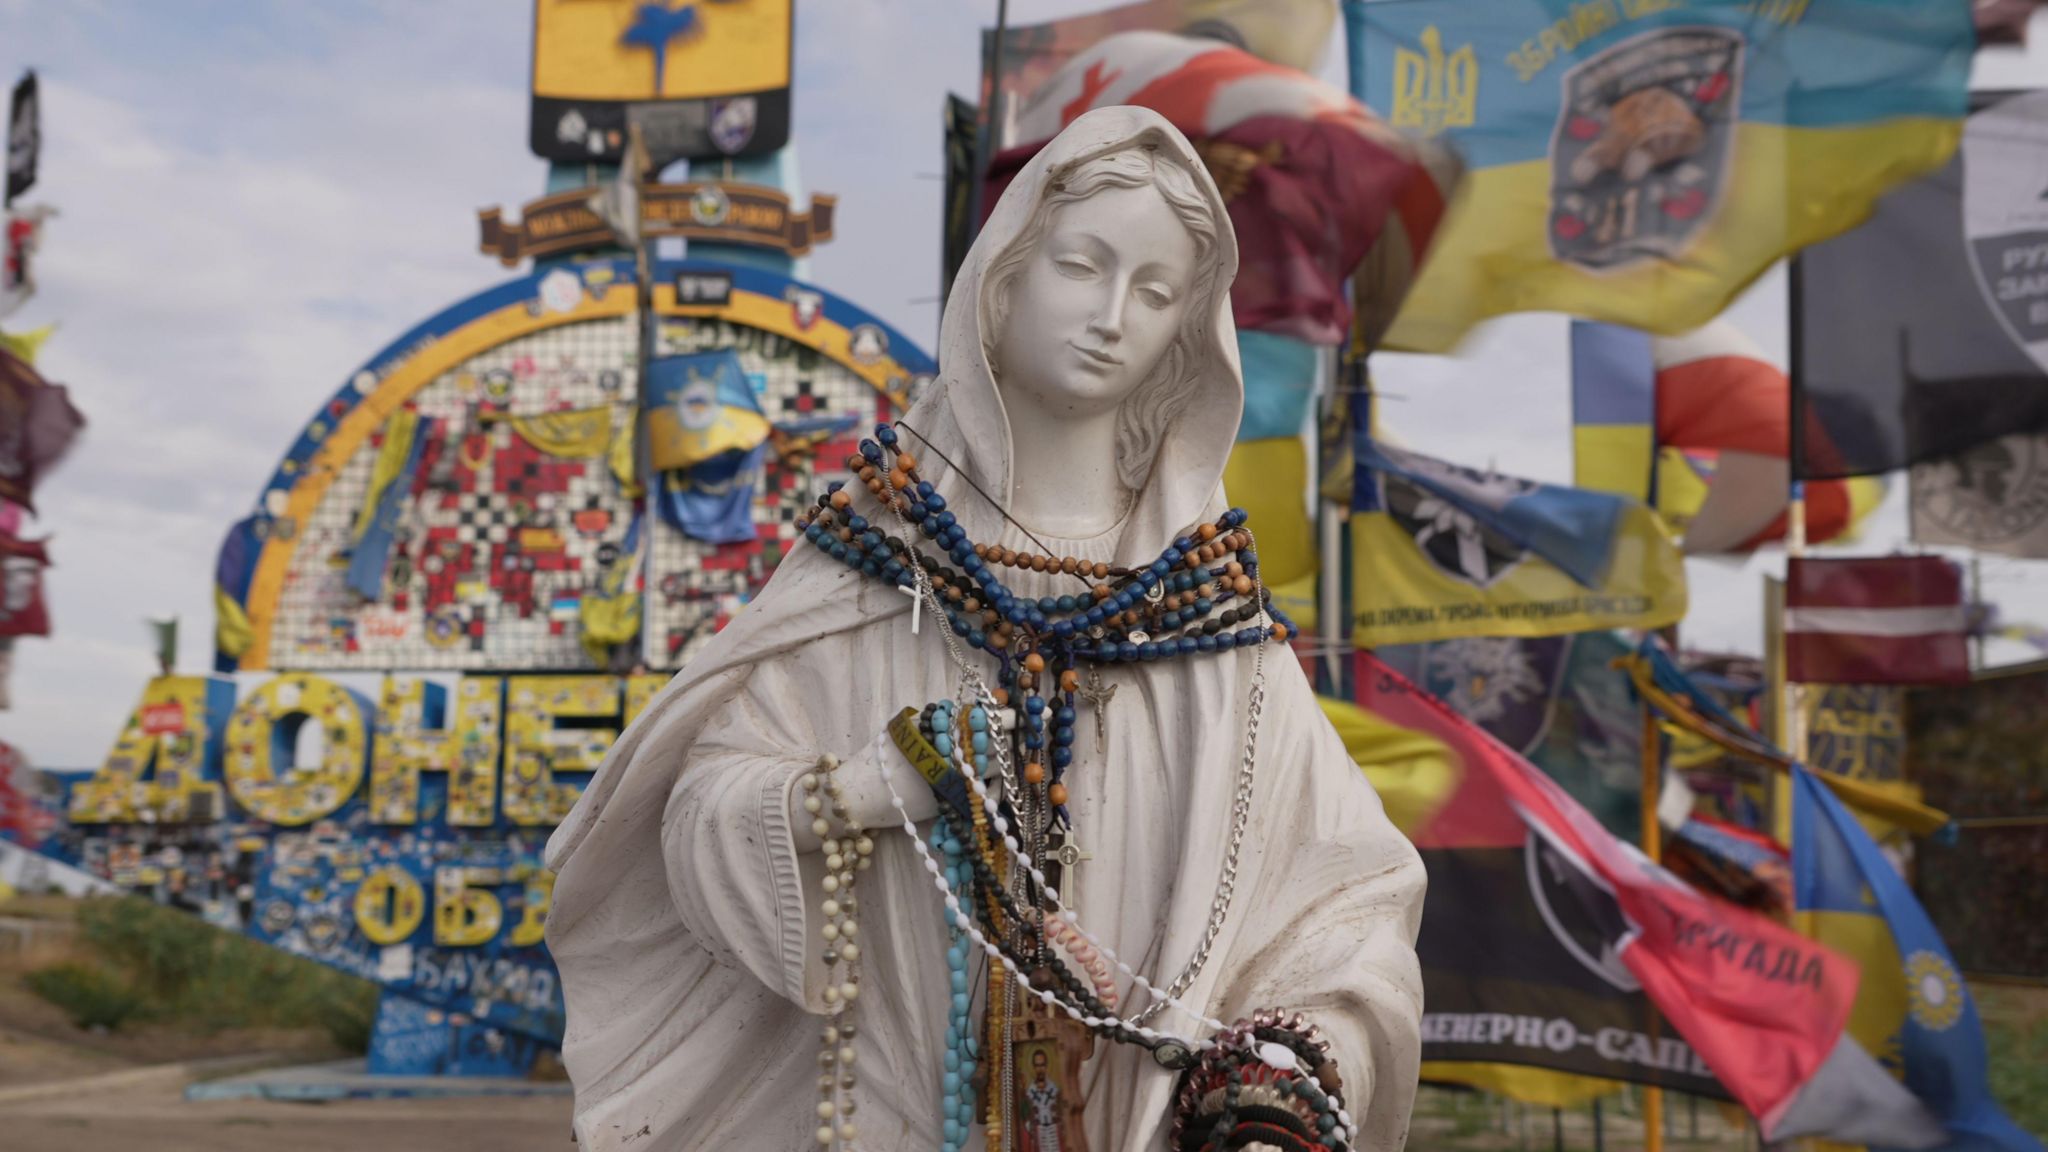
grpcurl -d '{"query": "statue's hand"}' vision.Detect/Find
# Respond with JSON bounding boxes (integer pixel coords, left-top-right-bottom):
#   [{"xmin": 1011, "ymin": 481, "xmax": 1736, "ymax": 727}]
[{"xmin": 791, "ymin": 729, "xmax": 938, "ymax": 853}]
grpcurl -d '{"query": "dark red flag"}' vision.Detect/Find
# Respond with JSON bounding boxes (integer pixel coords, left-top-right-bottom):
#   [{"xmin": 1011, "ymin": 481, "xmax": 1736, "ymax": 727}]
[
  {"xmin": 0, "ymin": 531, "xmax": 49, "ymax": 637},
  {"xmin": 1786, "ymin": 556, "xmax": 1970, "ymax": 685},
  {"xmin": 1974, "ymin": 0, "xmax": 2042, "ymax": 46},
  {"xmin": 0, "ymin": 348, "xmax": 84, "ymax": 512}
]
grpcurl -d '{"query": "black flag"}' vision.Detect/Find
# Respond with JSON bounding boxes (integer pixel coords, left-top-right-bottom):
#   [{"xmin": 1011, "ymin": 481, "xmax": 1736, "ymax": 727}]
[
  {"xmin": 939, "ymin": 94, "xmax": 978, "ymax": 309},
  {"xmin": 1793, "ymin": 90, "xmax": 2048, "ymax": 480},
  {"xmin": 6, "ymin": 73, "xmax": 36, "ymax": 207}
]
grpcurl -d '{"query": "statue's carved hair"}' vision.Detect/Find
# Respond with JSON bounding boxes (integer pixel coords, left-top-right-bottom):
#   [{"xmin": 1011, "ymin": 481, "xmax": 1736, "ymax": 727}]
[{"xmin": 981, "ymin": 139, "xmax": 1223, "ymax": 492}]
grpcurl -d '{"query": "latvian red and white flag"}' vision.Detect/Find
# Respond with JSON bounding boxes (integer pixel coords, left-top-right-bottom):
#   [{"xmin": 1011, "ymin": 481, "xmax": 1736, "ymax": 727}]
[{"xmin": 1786, "ymin": 556, "xmax": 1969, "ymax": 685}]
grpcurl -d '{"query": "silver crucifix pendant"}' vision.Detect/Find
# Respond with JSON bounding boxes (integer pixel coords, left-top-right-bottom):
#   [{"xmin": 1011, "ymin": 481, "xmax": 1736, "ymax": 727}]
[{"xmin": 1080, "ymin": 669, "xmax": 1117, "ymax": 753}]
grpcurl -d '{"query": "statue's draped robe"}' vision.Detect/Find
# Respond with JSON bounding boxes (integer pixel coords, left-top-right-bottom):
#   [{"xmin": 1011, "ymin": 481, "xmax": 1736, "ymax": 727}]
[{"xmin": 545, "ymin": 106, "xmax": 1426, "ymax": 1152}]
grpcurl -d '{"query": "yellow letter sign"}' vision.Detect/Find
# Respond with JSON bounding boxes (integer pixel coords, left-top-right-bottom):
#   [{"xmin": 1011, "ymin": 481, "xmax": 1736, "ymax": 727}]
[
  {"xmin": 502, "ymin": 676, "xmax": 619, "ymax": 825},
  {"xmin": 223, "ymin": 674, "xmax": 369, "ymax": 826},
  {"xmin": 371, "ymin": 677, "xmax": 503, "ymax": 826}
]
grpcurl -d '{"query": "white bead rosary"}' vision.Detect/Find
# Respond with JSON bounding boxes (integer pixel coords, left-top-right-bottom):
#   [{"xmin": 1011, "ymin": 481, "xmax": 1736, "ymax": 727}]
[{"xmin": 804, "ymin": 754, "xmax": 874, "ymax": 1149}]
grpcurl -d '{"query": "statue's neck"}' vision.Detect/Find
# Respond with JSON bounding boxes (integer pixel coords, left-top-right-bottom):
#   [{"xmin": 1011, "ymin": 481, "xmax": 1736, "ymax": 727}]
[{"xmin": 1001, "ymin": 392, "xmax": 1130, "ymax": 541}]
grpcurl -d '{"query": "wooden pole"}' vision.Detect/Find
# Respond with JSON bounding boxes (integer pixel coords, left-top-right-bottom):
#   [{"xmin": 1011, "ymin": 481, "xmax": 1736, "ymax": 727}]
[
  {"xmin": 1768, "ymin": 570, "xmax": 1796, "ymax": 844},
  {"xmin": 1640, "ymin": 693, "xmax": 1665, "ymax": 1152}
]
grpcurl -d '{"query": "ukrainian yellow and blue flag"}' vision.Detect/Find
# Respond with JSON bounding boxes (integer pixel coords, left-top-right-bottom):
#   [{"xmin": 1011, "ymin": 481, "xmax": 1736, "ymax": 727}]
[
  {"xmin": 643, "ymin": 350, "xmax": 770, "ymax": 474},
  {"xmin": 1570, "ymin": 320, "xmax": 1658, "ymax": 501},
  {"xmin": 1345, "ymin": 0, "xmax": 1973, "ymax": 352},
  {"xmin": 1792, "ymin": 766, "xmax": 2043, "ymax": 1152}
]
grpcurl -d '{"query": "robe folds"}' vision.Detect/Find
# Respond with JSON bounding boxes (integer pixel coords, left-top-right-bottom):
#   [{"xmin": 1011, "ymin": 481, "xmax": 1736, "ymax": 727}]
[{"xmin": 545, "ymin": 106, "xmax": 1427, "ymax": 1152}]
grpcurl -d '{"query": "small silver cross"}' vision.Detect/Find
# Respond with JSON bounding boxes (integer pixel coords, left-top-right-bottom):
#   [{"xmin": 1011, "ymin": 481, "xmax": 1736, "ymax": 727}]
[
  {"xmin": 1053, "ymin": 826, "xmax": 1093, "ymax": 908},
  {"xmin": 1079, "ymin": 669, "xmax": 1117, "ymax": 753},
  {"xmin": 896, "ymin": 582, "xmax": 921, "ymax": 634}
]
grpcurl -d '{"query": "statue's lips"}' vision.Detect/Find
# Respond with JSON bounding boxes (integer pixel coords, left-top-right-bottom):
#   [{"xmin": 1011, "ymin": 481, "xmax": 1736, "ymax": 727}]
[{"xmin": 1070, "ymin": 342, "xmax": 1122, "ymax": 369}]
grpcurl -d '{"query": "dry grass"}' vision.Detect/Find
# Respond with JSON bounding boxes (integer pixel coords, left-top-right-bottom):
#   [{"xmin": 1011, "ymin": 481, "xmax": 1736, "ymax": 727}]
[{"xmin": 0, "ymin": 895, "xmax": 367, "ymax": 1088}]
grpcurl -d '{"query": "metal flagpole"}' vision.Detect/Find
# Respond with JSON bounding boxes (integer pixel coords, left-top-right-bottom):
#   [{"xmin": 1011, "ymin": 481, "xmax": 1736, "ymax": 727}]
[
  {"xmin": 1777, "ymin": 255, "xmax": 1811, "ymax": 843},
  {"xmin": 1318, "ymin": 345, "xmax": 1345, "ymax": 694},
  {"xmin": 1324, "ymin": 0, "xmax": 1374, "ymax": 703},
  {"xmin": 968, "ymin": 0, "xmax": 1010, "ymax": 243}
]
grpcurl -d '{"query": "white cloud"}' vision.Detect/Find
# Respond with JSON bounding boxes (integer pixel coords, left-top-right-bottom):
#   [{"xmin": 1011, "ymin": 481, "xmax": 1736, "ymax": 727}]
[{"xmin": 0, "ymin": 2, "xmax": 543, "ymax": 765}]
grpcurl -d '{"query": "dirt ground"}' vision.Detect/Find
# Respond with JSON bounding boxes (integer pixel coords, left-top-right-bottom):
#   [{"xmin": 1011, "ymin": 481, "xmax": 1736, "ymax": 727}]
[{"xmin": 0, "ymin": 1077, "xmax": 575, "ymax": 1152}]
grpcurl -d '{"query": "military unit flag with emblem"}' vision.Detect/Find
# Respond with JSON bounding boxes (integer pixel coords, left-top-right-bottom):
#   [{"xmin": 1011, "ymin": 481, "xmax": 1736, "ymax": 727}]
[
  {"xmin": 1357, "ymin": 653, "xmax": 1951, "ymax": 1144},
  {"xmin": 1911, "ymin": 429, "xmax": 2048, "ymax": 557},
  {"xmin": 1795, "ymin": 90, "xmax": 2048, "ymax": 481},
  {"xmin": 1350, "ymin": 435, "xmax": 1686, "ymax": 647},
  {"xmin": 1373, "ymin": 629, "xmax": 1646, "ymax": 838},
  {"xmin": 1346, "ymin": 0, "xmax": 1973, "ymax": 352}
]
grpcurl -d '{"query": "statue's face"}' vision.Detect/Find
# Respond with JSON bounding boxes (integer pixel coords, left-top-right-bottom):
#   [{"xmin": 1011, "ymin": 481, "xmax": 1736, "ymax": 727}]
[{"xmin": 995, "ymin": 183, "xmax": 1196, "ymax": 419}]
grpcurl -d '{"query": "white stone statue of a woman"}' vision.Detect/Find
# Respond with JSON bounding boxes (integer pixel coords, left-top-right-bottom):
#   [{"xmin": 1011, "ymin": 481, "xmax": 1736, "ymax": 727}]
[{"xmin": 544, "ymin": 106, "xmax": 1425, "ymax": 1152}]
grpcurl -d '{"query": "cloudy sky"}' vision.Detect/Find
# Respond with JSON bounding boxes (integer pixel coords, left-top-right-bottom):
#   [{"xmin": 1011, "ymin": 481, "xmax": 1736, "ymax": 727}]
[{"xmin": 1, "ymin": 2, "xmax": 2043, "ymax": 768}]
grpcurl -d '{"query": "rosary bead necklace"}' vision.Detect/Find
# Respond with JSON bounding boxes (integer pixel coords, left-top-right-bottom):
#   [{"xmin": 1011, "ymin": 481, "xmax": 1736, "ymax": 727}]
[{"xmin": 800, "ymin": 422, "xmax": 1329, "ymax": 1151}]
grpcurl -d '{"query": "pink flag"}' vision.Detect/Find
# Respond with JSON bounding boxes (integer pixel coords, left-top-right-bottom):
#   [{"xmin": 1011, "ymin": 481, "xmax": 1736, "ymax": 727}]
[{"xmin": 1786, "ymin": 556, "xmax": 1970, "ymax": 685}]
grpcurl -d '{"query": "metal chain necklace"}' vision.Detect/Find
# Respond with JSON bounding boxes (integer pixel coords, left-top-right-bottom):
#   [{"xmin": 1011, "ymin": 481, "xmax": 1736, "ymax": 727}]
[{"xmin": 1128, "ymin": 628, "xmax": 1265, "ymax": 1027}]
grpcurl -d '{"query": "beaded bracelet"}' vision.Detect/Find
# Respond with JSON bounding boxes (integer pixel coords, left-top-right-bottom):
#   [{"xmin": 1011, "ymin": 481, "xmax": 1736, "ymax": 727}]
[
  {"xmin": 804, "ymin": 754, "xmax": 874, "ymax": 1149},
  {"xmin": 1172, "ymin": 1011, "xmax": 1355, "ymax": 1152}
]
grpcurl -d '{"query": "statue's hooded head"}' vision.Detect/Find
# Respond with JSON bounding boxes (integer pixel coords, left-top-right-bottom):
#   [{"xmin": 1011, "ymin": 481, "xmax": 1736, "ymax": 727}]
[
  {"xmin": 982, "ymin": 135, "xmax": 1227, "ymax": 493},
  {"xmin": 914, "ymin": 106, "xmax": 1243, "ymax": 565}
]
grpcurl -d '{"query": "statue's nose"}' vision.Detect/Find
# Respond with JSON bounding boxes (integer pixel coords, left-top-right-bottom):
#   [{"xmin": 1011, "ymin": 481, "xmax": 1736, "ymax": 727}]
[{"xmin": 1088, "ymin": 289, "xmax": 1128, "ymax": 342}]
